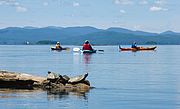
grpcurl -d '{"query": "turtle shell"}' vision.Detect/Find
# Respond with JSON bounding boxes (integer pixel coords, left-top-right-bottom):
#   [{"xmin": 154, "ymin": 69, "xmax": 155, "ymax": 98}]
[
  {"xmin": 62, "ymin": 75, "xmax": 70, "ymax": 81},
  {"xmin": 68, "ymin": 73, "xmax": 88, "ymax": 83}
]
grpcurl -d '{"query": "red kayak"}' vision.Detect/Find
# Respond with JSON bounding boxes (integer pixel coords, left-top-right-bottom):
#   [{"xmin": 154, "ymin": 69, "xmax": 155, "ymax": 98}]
[{"xmin": 119, "ymin": 45, "xmax": 157, "ymax": 51}]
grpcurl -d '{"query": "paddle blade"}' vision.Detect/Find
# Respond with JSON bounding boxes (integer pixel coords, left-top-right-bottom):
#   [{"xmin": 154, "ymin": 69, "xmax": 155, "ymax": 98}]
[
  {"xmin": 65, "ymin": 47, "xmax": 70, "ymax": 51},
  {"xmin": 98, "ymin": 50, "xmax": 104, "ymax": 52},
  {"xmin": 73, "ymin": 48, "xmax": 80, "ymax": 52}
]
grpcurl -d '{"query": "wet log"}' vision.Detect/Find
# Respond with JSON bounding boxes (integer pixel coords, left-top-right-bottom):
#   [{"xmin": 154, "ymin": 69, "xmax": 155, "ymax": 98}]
[
  {"xmin": 0, "ymin": 70, "xmax": 90, "ymax": 92},
  {"xmin": 0, "ymin": 70, "xmax": 46, "ymax": 89}
]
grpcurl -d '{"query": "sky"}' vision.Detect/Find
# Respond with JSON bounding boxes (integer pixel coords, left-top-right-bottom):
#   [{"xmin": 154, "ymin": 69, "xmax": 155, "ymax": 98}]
[{"xmin": 0, "ymin": 0, "xmax": 180, "ymax": 33}]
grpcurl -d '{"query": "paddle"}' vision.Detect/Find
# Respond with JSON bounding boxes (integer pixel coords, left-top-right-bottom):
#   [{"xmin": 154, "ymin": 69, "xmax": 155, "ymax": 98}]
[
  {"xmin": 97, "ymin": 50, "xmax": 104, "ymax": 52},
  {"xmin": 73, "ymin": 47, "xmax": 104, "ymax": 52},
  {"xmin": 73, "ymin": 48, "xmax": 81, "ymax": 52},
  {"xmin": 62, "ymin": 47, "xmax": 70, "ymax": 50}
]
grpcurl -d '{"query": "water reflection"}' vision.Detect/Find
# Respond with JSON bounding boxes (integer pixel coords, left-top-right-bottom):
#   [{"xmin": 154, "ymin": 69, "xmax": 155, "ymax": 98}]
[
  {"xmin": 0, "ymin": 88, "xmax": 43, "ymax": 98},
  {"xmin": 47, "ymin": 89, "xmax": 88, "ymax": 101},
  {"xmin": 0, "ymin": 88, "xmax": 89, "ymax": 101},
  {"xmin": 83, "ymin": 53, "xmax": 92, "ymax": 64}
]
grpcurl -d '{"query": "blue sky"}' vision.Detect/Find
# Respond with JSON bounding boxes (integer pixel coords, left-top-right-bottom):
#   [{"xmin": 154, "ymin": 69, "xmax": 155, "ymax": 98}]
[{"xmin": 0, "ymin": 0, "xmax": 179, "ymax": 33}]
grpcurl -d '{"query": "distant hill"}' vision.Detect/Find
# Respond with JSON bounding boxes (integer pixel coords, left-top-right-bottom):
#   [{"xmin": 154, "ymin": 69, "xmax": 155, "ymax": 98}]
[
  {"xmin": 0, "ymin": 26, "xmax": 180, "ymax": 45},
  {"xmin": 160, "ymin": 30, "xmax": 180, "ymax": 35},
  {"xmin": 107, "ymin": 27, "xmax": 158, "ymax": 36}
]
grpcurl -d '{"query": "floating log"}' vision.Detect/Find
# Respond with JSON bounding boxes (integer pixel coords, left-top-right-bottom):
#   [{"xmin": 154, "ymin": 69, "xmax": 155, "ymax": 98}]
[{"xmin": 0, "ymin": 70, "xmax": 46, "ymax": 89}]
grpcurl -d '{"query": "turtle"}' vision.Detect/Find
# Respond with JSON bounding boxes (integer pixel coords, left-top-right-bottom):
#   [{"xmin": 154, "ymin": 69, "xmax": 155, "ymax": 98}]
[
  {"xmin": 56, "ymin": 75, "xmax": 70, "ymax": 85},
  {"xmin": 62, "ymin": 75, "xmax": 70, "ymax": 81},
  {"xmin": 68, "ymin": 73, "xmax": 88, "ymax": 84}
]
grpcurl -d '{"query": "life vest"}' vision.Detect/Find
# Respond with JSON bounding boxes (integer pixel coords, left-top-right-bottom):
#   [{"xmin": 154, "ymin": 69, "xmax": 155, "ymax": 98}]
[
  {"xmin": 56, "ymin": 44, "xmax": 60, "ymax": 49},
  {"xmin": 83, "ymin": 44, "xmax": 92, "ymax": 50}
]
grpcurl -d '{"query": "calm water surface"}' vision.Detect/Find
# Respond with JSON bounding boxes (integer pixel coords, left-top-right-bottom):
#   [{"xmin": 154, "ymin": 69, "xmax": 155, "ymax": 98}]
[{"xmin": 0, "ymin": 45, "xmax": 180, "ymax": 109}]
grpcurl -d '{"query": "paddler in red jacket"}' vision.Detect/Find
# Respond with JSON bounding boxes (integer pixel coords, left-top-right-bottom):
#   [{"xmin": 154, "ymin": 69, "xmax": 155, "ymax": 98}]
[{"xmin": 82, "ymin": 40, "xmax": 93, "ymax": 51}]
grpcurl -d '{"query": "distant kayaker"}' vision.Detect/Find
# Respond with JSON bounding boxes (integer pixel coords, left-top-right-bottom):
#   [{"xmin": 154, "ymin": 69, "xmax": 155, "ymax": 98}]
[
  {"xmin": 55, "ymin": 42, "xmax": 62, "ymax": 49},
  {"xmin": 82, "ymin": 40, "xmax": 93, "ymax": 51},
  {"xmin": 131, "ymin": 42, "xmax": 138, "ymax": 48}
]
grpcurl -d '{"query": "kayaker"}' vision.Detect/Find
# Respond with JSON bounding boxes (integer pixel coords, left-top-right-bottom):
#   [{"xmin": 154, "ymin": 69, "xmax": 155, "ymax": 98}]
[
  {"xmin": 131, "ymin": 42, "xmax": 138, "ymax": 48},
  {"xmin": 82, "ymin": 40, "xmax": 93, "ymax": 51},
  {"xmin": 55, "ymin": 42, "xmax": 62, "ymax": 49}
]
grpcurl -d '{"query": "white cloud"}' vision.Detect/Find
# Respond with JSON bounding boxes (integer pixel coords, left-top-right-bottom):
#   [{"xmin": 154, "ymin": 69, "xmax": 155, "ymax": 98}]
[
  {"xmin": 150, "ymin": 0, "xmax": 168, "ymax": 12},
  {"xmin": 0, "ymin": 0, "xmax": 18, "ymax": 6},
  {"xmin": 43, "ymin": 2, "xmax": 48, "ymax": 6},
  {"xmin": 114, "ymin": 0, "xmax": 133, "ymax": 5},
  {"xmin": 14, "ymin": 2, "xmax": 19, "ymax": 6},
  {"xmin": 139, "ymin": 0, "xmax": 148, "ymax": 5},
  {"xmin": 155, "ymin": 0, "xmax": 166, "ymax": 5},
  {"xmin": 0, "ymin": 0, "xmax": 27, "ymax": 12},
  {"xmin": 0, "ymin": 1, "xmax": 3, "ymax": 5},
  {"xmin": 16, "ymin": 6, "xmax": 27, "ymax": 12},
  {"xmin": 150, "ymin": 6, "xmax": 168, "ymax": 11},
  {"xmin": 120, "ymin": 9, "xmax": 126, "ymax": 14},
  {"xmin": 73, "ymin": 2, "xmax": 79, "ymax": 7}
]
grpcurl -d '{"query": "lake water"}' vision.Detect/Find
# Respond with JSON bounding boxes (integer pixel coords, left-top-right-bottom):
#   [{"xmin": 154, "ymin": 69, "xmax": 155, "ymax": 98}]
[{"xmin": 0, "ymin": 45, "xmax": 180, "ymax": 109}]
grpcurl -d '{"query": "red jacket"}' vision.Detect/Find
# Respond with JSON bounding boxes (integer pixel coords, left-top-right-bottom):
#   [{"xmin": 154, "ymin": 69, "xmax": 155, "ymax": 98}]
[{"xmin": 83, "ymin": 44, "xmax": 93, "ymax": 50}]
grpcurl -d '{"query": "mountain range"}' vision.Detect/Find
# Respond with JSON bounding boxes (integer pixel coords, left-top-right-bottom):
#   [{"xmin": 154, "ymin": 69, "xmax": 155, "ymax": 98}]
[{"xmin": 0, "ymin": 26, "xmax": 180, "ymax": 45}]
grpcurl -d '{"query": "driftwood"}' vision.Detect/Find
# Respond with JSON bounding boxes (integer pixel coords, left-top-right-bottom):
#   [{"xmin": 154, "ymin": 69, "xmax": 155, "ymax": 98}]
[{"xmin": 0, "ymin": 70, "xmax": 90, "ymax": 92}]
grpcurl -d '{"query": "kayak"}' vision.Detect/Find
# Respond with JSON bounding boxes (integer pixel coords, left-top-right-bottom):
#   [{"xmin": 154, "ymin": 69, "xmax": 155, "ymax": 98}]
[
  {"xmin": 82, "ymin": 50, "xmax": 97, "ymax": 53},
  {"xmin": 119, "ymin": 45, "xmax": 157, "ymax": 51},
  {"xmin": 51, "ymin": 47, "xmax": 70, "ymax": 51}
]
